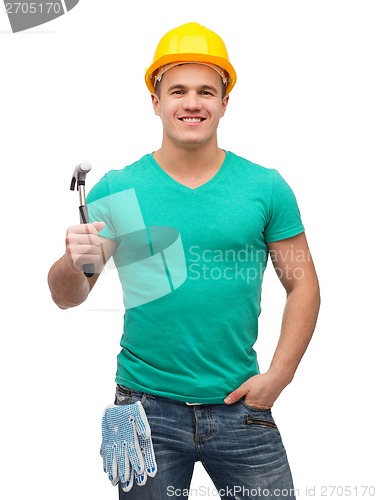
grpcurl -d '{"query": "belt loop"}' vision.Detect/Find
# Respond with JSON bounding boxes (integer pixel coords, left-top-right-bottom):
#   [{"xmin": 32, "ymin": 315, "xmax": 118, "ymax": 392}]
[{"xmin": 141, "ymin": 393, "xmax": 148, "ymax": 405}]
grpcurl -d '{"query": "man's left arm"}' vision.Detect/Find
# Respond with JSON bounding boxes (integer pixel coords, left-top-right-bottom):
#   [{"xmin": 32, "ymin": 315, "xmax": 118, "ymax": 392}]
[{"xmin": 224, "ymin": 232, "xmax": 320, "ymax": 408}]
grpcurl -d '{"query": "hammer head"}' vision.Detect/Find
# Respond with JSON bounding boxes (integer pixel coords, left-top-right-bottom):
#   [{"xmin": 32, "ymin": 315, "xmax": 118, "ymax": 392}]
[{"xmin": 70, "ymin": 161, "xmax": 92, "ymax": 190}]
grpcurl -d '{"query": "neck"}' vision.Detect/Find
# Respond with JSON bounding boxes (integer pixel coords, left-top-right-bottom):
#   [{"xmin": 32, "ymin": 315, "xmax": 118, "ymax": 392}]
[{"xmin": 153, "ymin": 140, "xmax": 225, "ymax": 188}]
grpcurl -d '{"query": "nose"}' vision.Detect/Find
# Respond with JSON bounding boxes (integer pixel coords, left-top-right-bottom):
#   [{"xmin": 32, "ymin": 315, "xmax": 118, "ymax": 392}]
[{"xmin": 183, "ymin": 90, "xmax": 202, "ymax": 111}]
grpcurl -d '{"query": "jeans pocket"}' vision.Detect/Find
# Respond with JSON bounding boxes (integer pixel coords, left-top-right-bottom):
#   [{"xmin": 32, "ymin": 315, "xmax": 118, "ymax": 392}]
[
  {"xmin": 240, "ymin": 398, "xmax": 272, "ymax": 412},
  {"xmin": 243, "ymin": 414, "xmax": 278, "ymax": 429},
  {"xmin": 239, "ymin": 400, "xmax": 278, "ymax": 429}
]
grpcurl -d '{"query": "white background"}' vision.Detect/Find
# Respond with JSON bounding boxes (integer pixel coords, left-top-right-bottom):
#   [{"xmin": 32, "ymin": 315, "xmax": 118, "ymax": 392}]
[{"xmin": 1, "ymin": 1, "xmax": 376, "ymax": 498}]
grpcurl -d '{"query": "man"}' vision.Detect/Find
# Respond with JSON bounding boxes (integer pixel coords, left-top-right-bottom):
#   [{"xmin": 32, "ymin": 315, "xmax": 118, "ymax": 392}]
[{"xmin": 48, "ymin": 22, "xmax": 320, "ymax": 499}]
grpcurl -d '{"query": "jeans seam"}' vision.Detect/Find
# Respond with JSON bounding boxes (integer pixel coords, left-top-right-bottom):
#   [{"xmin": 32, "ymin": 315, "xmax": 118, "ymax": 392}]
[
  {"xmin": 201, "ymin": 461, "xmax": 224, "ymax": 498},
  {"xmin": 193, "ymin": 407, "xmax": 215, "ymax": 444}
]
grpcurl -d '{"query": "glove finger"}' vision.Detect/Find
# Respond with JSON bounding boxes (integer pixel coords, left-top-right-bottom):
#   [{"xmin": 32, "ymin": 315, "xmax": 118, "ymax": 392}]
[
  {"xmin": 114, "ymin": 440, "xmax": 129, "ymax": 483},
  {"xmin": 103, "ymin": 443, "xmax": 119, "ymax": 483},
  {"xmin": 128, "ymin": 415, "xmax": 145, "ymax": 475},
  {"xmin": 123, "ymin": 441, "xmax": 131, "ymax": 484},
  {"xmin": 139, "ymin": 437, "xmax": 158, "ymax": 477},
  {"xmin": 103, "ymin": 448, "xmax": 118, "ymax": 484},
  {"xmin": 111, "ymin": 445, "xmax": 119, "ymax": 485},
  {"xmin": 116, "ymin": 438, "xmax": 132, "ymax": 483},
  {"xmin": 100, "ymin": 423, "xmax": 108, "ymax": 471},
  {"xmin": 100, "ymin": 444, "xmax": 107, "ymax": 472},
  {"xmin": 101, "ymin": 405, "xmax": 126, "ymax": 485},
  {"xmin": 121, "ymin": 467, "xmax": 134, "ymax": 492},
  {"xmin": 101, "ymin": 412, "xmax": 114, "ymax": 476},
  {"xmin": 103, "ymin": 446, "xmax": 115, "ymax": 479},
  {"xmin": 135, "ymin": 470, "xmax": 147, "ymax": 487},
  {"xmin": 133, "ymin": 401, "xmax": 151, "ymax": 438},
  {"xmin": 111, "ymin": 475, "xmax": 119, "ymax": 487}
]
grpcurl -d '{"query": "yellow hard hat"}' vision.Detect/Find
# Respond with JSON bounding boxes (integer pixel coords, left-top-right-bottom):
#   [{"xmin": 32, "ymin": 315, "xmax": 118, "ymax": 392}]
[{"xmin": 145, "ymin": 22, "xmax": 237, "ymax": 94}]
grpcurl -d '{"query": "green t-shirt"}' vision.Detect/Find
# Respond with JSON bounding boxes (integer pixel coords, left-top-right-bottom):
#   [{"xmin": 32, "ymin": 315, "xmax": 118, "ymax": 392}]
[{"xmin": 87, "ymin": 151, "xmax": 304, "ymax": 403}]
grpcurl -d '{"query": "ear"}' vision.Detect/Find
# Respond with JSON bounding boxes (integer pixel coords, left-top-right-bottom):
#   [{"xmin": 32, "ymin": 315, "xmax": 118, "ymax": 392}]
[
  {"xmin": 151, "ymin": 94, "xmax": 160, "ymax": 116},
  {"xmin": 221, "ymin": 95, "xmax": 230, "ymax": 116}
]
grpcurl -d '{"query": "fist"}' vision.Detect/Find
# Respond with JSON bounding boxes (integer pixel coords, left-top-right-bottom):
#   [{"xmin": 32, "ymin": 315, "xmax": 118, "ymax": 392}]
[{"xmin": 65, "ymin": 221, "xmax": 106, "ymax": 274}]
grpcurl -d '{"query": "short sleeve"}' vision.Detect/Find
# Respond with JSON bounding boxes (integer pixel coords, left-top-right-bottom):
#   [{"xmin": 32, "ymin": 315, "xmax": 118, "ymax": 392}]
[
  {"xmin": 86, "ymin": 175, "xmax": 116, "ymax": 241},
  {"xmin": 264, "ymin": 170, "xmax": 305, "ymax": 243}
]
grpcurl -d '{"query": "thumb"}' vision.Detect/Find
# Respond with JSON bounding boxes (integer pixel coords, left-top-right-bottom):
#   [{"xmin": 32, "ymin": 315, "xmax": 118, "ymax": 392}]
[
  {"xmin": 224, "ymin": 384, "xmax": 248, "ymax": 405},
  {"xmin": 92, "ymin": 221, "xmax": 106, "ymax": 232}
]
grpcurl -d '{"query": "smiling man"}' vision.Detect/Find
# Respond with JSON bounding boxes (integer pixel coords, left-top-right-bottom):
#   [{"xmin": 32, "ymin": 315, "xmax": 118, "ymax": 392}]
[
  {"xmin": 48, "ymin": 22, "xmax": 320, "ymax": 499},
  {"xmin": 151, "ymin": 64, "xmax": 229, "ymax": 190}
]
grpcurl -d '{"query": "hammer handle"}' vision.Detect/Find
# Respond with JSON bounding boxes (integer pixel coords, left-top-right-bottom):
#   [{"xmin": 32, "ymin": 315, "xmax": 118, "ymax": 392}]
[{"xmin": 79, "ymin": 205, "xmax": 95, "ymax": 278}]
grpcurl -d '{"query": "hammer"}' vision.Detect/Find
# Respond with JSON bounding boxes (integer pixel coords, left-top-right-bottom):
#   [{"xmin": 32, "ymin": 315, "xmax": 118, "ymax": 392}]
[{"xmin": 70, "ymin": 162, "xmax": 95, "ymax": 277}]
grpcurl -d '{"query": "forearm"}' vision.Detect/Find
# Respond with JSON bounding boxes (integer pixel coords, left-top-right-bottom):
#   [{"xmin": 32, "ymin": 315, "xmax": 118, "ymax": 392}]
[
  {"xmin": 48, "ymin": 255, "xmax": 91, "ymax": 309},
  {"xmin": 268, "ymin": 281, "xmax": 320, "ymax": 386}
]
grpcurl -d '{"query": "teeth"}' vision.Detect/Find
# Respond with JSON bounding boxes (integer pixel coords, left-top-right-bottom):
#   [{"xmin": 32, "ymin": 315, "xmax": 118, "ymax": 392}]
[{"xmin": 182, "ymin": 118, "xmax": 202, "ymax": 123}]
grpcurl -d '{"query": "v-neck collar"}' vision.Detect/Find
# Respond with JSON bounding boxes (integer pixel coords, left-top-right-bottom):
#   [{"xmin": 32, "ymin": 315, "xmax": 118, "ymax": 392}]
[{"xmin": 147, "ymin": 151, "xmax": 230, "ymax": 194}]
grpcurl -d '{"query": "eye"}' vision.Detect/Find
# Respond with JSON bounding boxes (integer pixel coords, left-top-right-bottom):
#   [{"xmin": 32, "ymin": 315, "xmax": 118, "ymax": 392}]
[
  {"xmin": 171, "ymin": 90, "xmax": 185, "ymax": 95},
  {"xmin": 200, "ymin": 91, "xmax": 213, "ymax": 96}
]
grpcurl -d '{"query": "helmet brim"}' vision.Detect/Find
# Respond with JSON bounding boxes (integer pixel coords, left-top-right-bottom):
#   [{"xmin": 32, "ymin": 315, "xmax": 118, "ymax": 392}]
[{"xmin": 145, "ymin": 53, "xmax": 237, "ymax": 94}]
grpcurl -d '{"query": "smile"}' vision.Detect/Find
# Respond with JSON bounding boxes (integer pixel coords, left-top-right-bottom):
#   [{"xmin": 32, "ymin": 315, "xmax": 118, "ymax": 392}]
[{"xmin": 179, "ymin": 117, "xmax": 205, "ymax": 123}]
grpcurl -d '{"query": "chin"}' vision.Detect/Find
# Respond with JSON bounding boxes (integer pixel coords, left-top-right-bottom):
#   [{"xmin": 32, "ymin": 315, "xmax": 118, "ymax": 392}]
[{"xmin": 178, "ymin": 133, "xmax": 212, "ymax": 145}]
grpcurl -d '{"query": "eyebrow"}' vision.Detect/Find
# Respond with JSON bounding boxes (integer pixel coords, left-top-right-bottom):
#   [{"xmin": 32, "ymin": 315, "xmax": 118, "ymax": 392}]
[{"xmin": 167, "ymin": 84, "xmax": 219, "ymax": 94}]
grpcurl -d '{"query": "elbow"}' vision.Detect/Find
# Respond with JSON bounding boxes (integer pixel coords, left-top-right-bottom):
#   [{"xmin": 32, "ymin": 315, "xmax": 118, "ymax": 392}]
[
  {"xmin": 316, "ymin": 283, "xmax": 321, "ymax": 310},
  {"xmin": 287, "ymin": 275, "xmax": 321, "ymax": 312},
  {"xmin": 311, "ymin": 273, "xmax": 321, "ymax": 312}
]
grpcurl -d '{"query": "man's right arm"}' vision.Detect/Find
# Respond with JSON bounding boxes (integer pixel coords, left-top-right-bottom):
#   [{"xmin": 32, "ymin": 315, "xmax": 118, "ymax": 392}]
[{"xmin": 48, "ymin": 221, "xmax": 116, "ymax": 309}]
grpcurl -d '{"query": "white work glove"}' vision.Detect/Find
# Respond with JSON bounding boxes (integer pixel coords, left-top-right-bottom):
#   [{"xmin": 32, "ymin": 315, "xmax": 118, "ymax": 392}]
[{"xmin": 100, "ymin": 402, "xmax": 157, "ymax": 492}]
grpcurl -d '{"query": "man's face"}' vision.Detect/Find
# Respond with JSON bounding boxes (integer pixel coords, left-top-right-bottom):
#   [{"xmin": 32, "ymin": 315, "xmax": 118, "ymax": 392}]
[{"xmin": 151, "ymin": 64, "xmax": 229, "ymax": 149}]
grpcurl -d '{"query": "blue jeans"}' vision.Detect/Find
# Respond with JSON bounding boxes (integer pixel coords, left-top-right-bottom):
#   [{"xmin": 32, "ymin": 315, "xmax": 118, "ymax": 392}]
[{"xmin": 115, "ymin": 385, "xmax": 296, "ymax": 499}]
